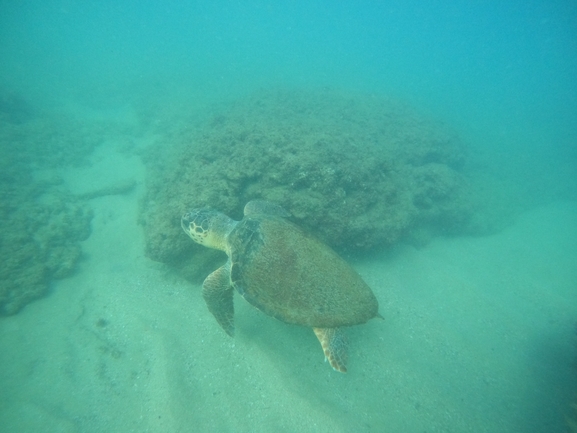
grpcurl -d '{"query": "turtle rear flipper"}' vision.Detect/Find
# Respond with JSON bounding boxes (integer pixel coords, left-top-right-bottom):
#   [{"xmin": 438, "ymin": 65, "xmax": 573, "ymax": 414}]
[
  {"xmin": 203, "ymin": 263, "xmax": 235, "ymax": 336},
  {"xmin": 313, "ymin": 327, "xmax": 349, "ymax": 373}
]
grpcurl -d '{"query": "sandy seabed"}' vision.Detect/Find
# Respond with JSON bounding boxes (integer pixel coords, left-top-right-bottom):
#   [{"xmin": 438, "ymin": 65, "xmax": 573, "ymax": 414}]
[{"xmin": 0, "ymin": 140, "xmax": 576, "ymax": 433}]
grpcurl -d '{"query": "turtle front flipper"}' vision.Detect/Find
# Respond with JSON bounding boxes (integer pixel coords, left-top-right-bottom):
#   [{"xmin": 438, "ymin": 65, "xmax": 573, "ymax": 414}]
[
  {"xmin": 313, "ymin": 327, "xmax": 349, "ymax": 373},
  {"xmin": 202, "ymin": 262, "xmax": 235, "ymax": 336}
]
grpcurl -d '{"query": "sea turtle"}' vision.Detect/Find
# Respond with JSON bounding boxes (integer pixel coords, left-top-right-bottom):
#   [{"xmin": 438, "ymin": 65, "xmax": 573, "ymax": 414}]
[{"xmin": 181, "ymin": 200, "xmax": 380, "ymax": 372}]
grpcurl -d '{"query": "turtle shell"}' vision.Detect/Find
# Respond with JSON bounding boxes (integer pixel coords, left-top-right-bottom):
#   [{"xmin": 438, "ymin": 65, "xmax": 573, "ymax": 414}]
[{"xmin": 228, "ymin": 215, "xmax": 379, "ymax": 328}]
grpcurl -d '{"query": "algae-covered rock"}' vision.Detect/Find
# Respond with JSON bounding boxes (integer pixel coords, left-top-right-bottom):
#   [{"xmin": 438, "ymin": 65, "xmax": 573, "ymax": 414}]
[
  {"xmin": 0, "ymin": 93, "xmax": 97, "ymax": 315},
  {"xmin": 0, "ymin": 164, "xmax": 93, "ymax": 315},
  {"xmin": 140, "ymin": 89, "xmax": 472, "ymax": 280}
]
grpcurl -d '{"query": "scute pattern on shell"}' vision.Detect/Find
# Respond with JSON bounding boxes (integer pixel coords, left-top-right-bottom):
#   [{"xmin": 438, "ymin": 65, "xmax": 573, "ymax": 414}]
[{"xmin": 228, "ymin": 214, "xmax": 379, "ymax": 328}]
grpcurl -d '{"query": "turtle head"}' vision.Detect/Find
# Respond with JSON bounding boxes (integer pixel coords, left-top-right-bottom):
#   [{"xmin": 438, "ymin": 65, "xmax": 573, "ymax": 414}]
[{"xmin": 181, "ymin": 208, "xmax": 236, "ymax": 252}]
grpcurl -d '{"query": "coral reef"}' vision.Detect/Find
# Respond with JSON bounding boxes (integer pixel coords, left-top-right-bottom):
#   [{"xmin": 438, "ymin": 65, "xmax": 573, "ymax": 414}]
[{"xmin": 140, "ymin": 88, "xmax": 474, "ymax": 281}]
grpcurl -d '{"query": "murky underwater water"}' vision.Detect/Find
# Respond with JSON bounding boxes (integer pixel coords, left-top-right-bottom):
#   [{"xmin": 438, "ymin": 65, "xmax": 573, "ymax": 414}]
[{"xmin": 1, "ymin": 1, "xmax": 576, "ymax": 432}]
